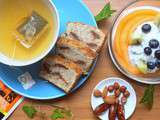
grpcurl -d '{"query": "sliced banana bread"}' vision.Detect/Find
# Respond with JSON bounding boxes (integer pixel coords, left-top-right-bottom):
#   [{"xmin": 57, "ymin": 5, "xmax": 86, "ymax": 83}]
[
  {"xmin": 62, "ymin": 22, "xmax": 106, "ymax": 52},
  {"xmin": 40, "ymin": 55, "xmax": 82, "ymax": 93},
  {"xmin": 56, "ymin": 37, "xmax": 97, "ymax": 73}
]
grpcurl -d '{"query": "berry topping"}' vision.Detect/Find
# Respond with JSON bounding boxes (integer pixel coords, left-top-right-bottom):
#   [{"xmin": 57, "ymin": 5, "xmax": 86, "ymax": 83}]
[
  {"xmin": 149, "ymin": 39, "xmax": 159, "ymax": 48},
  {"xmin": 156, "ymin": 60, "xmax": 160, "ymax": 68},
  {"xmin": 155, "ymin": 50, "xmax": 160, "ymax": 60},
  {"xmin": 147, "ymin": 61, "xmax": 156, "ymax": 69},
  {"xmin": 144, "ymin": 47, "xmax": 152, "ymax": 55},
  {"xmin": 142, "ymin": 24, "xmax": 151, "ymax": 33}
]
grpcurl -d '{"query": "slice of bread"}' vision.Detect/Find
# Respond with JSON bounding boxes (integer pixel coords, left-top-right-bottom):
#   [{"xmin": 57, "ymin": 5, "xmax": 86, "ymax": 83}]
[
  {"xmin": 62, "ymin": 22, "xmax": 106, "ymax": 52},
  {"xmin": 56, "ymin": 37, "xmax": 97, "ymax": 73},
  {"xmin": 39, "ymin": 55, "xmax": 82, "ymax": 93}
]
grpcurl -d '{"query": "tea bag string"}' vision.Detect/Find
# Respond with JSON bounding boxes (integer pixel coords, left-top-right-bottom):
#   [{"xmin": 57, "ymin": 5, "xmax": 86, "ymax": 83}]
[
  {"xmin": 9, "ymin": 33, "xmax": 24, "ymax": 74},
  {"xmin": 11, "ymin": 38, "xmax": 17, "ymax": 61}
]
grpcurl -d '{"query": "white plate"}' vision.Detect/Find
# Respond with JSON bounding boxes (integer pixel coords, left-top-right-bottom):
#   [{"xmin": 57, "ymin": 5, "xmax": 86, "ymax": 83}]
[{"xmin": 91, "ymin": 77, "xmax": 137, "ymax": 120}]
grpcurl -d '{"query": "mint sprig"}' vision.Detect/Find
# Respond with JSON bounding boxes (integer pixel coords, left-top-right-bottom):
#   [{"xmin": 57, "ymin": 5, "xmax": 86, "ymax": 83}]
[
  {"xmin": 22, "ymin": 104, "xmax": 73, "ymax": 120},
  {"xmin": 140, "ymin": 85, "xmax": 155, "ymax": 110},
  {"xmin": 22, "ymin": 105, "xmax": 37, "ymax": 118},
  {"xmin": 51, "ymin": 108, "xmax": 73, "ymax": 120},
  {"xmin": 95, "ymin": 3, "xmax": 116, "ymax": 22},
  {"xmin": 51, "ymin": 109, "xmax": 64, "ymax": 120}
]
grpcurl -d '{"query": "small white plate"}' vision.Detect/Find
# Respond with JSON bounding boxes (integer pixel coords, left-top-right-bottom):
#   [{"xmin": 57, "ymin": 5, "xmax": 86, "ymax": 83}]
[{"xmin": 91, "ymin": 77, "xmax": 137, "ymax": 120}]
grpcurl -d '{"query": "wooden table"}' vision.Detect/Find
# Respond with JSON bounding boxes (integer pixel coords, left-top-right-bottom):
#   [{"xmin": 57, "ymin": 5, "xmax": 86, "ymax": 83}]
[{"xmin": 9, "ymin": 0, "xmax": 160, "ymax": 120}]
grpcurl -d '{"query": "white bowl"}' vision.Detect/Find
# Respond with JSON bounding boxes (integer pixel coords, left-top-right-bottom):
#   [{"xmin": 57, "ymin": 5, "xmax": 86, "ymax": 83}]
[{"xmin": 0, "ymin": 0, "xmax": 60, "ymax": 66}]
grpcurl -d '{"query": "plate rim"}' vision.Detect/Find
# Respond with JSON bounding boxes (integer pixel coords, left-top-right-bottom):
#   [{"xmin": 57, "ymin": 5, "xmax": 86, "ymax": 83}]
[{"xmin": 0, "ymin": 0, "xmax": 97, "ymax": 100}]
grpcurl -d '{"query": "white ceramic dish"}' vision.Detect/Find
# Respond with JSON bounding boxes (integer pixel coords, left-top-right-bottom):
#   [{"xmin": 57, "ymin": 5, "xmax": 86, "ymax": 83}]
[
  {"xmin": 91, "ymin": 77, "xmax": 137, "ymax": 120},
  {"xmin": 108, "ymin": 0, "xmax": 160, "ymax": 84}
]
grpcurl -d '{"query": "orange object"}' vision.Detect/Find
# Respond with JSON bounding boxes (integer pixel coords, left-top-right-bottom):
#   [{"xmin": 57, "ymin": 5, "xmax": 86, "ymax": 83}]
[
  {"xmin": 0, "ymin": 81, "xmax": 23, "ymax": 115},
  {"xmin": 113, "ymin": 9, "xmax": 158, "ymax": 75}
]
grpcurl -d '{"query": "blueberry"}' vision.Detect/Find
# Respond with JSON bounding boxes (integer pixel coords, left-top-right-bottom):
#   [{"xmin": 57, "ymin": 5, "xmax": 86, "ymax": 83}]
[
  {"xmin": 149, "ymin": 39, "xmax": 159, "ymax": 48},
  {"xmin": 147, "ymin": 62, "xmax": 156, "ymax": 69},
  {"xmin": 144, "ymin": 47, "xmax": 152, "ymax": 55},
  {"xmin": 155, "ymin": 50, "xmax": 160, "ymax": 60},
  {"xmin": 156, "ymin": 60, "xmax": 160, "ymax": 68},
  {"xmin": 142, "ymin": 24, "xmax": 151, "ymax": 33}
]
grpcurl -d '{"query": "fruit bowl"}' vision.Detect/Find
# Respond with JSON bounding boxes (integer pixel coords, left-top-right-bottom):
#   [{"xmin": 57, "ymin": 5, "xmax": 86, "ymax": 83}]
[{"xmin": 108, "ymin": 0, "xmax": 160, "ymax": 84}]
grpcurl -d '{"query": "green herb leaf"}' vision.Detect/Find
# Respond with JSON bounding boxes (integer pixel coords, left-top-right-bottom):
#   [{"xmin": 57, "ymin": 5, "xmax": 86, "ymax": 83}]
[
  {"xmin": 140, "ymin": 85, "xmax": 155, "ymax": 110},
  {"xmin": 95, "ymin": 3, "xmax": 116, "ymax": 22},
  {"xmin": 51, "ymin": 108, "xmax": 73, "ymax": 120},
  {"xmin": 51, "ymin": 109, "xmax": 64, "ymax": 120},
  {"xmin": 22, "ymin": 105, "xmax": 37, "ymax": 118},
  {"xmin": 64, "ymin": 109, "xmax": 73, "ymax": 118}
]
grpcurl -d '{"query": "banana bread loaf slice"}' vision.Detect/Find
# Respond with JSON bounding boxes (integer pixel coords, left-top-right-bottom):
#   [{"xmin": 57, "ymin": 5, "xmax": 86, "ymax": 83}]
[
  {"xmin": 56, "ymin": 37, "xmax": 97, "ymax": 73},
  {"xmin": 40, "ymin": 55, "xmax": 82, "ymax": 93},
  {"xmin": 62, "ymin": 22, "xmax": 106, "ymax": 52}
]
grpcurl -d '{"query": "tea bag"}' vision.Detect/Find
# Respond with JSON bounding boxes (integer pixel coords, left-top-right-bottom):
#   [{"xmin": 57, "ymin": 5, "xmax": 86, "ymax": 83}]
[{"xmin": 14, "ymin": 11, "xmax": 48, "ymax": 48}]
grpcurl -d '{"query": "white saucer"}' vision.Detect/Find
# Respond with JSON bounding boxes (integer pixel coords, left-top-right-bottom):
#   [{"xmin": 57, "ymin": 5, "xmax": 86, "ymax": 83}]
[{"xmin": 91, "ymin": 77, "xmax": 137, "ymax": 120}]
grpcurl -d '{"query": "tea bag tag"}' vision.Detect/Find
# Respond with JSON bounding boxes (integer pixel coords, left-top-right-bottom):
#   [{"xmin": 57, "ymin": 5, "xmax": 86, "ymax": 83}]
[{"xmin": 18, "ymin": 72, "xmax": 36, "ymax": 90}]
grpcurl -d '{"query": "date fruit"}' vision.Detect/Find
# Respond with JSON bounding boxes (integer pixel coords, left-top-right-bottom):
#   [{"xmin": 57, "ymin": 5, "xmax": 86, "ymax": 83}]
[
  {"xmin": 94, "ymin": 103, "xmax": 110, "ymax": 116},
  {"xmin": 108, "ymin": 85, "xmax": 114, "ymax": 92},
  {"xmin": 120, "ymin": 86, "xmax": 126, "ymax": 93},
  {"xmin": 114, "ymin": 82, "xmax": 120, "ymax": 90},
  {"xmin": 114, "ymin": 89, "xmax": 121, "ymax": 97},
  {"xmin": 124, "ymin": 90, "xmax": 130, "ymax": 98},
  {"xmin": 117, "ymin": 103, "xmax": 125, "ymax": 120}
]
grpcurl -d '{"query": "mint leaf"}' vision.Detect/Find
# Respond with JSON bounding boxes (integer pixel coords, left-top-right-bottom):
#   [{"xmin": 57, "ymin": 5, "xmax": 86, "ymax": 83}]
[
  {"xmin": 95, "ymin": 3, "xmax": 116, "ymax": 22},
  {"xmin": 64, "ymin": 109, "xmax": 72, "ymax": 118},
  {"xmin": 51, "ymin": 108, "xmax": 73, "ymax": 120},
  {"xmin": 140, "ymin": 85, "xmax": 155, "ymax": 110},
  {"xmin": 51, "ymin": 109, "xmax": 64, "ymax": 120},
  {"xmin": 22, "ymin": 105, "xmax": 37, "ymax": 118}
]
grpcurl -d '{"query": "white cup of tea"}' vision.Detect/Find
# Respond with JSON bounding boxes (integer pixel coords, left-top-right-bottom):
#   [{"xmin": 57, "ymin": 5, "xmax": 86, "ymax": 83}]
[{"xmin": 0, "ymin": 0, "xmax": 60, "ymax": 66}]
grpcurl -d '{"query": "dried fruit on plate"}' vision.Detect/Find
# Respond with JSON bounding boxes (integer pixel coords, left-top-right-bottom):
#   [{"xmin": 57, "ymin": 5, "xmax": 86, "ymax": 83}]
[
  {"xmin": 94, "ymin": 103, "xmax": 110, "ymax": 116},
  {"xmin": 108, "ymin": 85, "xmax": 114, "ymax": 92},
  {"xmin": 103, "ymin": 95, "xmax": 116, "ymax": 104},
  {"xmin": 102, "ymin": 86, "xmax": 108, "ymax": 98},
  {"xmin": 121, "ymin": 96, "xmax": 127, "ymax": 105},
  {"xmin": 108, "ymin": 99, "xmax": 119, "ymax": 120},
  {"xmin": 124, "ymin": 90, "xmax": 130, "ymax": 98},
  {"xmin": 93, "ymin": 89, "xmax": 102, "ymax": 97},
  {"xmin": 120, "ymin": 86, "xmax": 126, "ymax": 93},
  {"xmin": 114, "ymin": 82, "xmax": 120, "ymax": 90},
  {"xmin": 117, "ymin": 103, "xmax": 125, "ymax": 120},
  {"xmin": 114, "ymin": 89, "xmax": 121, "ymax": 97}
]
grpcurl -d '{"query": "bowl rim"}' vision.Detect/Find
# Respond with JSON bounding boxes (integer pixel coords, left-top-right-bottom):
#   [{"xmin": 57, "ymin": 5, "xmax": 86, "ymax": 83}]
[
  {"xmin": 0, "ymin": 0, "xmax": 60, "ymax": 66},
  {"xmin": 108, "ymin": 0, "xmax": 160, "ymax": 84}
]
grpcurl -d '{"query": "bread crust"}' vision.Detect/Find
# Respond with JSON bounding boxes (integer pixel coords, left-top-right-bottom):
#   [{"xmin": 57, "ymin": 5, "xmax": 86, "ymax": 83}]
[{"xmin": 57, "ymin": 37, "xmax": 97, "ymax": 59}]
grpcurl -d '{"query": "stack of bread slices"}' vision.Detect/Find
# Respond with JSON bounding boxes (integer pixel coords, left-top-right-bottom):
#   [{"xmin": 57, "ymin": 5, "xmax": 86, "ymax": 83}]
[{"xmin": 40, "ymin": 22, "xmax": 105, "ymax": 93}]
